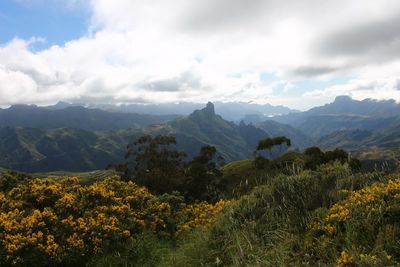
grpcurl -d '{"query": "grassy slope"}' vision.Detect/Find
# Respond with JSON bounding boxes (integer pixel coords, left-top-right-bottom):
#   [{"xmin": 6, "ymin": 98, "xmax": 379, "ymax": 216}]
[{"xmin": 32, "ymin": 169, "xmax": 117, "ymax": 184}]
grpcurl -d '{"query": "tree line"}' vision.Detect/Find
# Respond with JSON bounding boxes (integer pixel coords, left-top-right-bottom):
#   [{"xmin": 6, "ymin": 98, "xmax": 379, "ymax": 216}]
[{"xmin": 107, "ymin": 135, "xmax": 361, "ymax": 201}]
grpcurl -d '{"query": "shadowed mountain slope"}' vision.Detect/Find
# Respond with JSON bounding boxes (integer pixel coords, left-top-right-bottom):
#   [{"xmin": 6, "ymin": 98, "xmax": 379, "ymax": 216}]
[{"xmin": 0, "ymin": 103, "xmax": 270, "ymax": 172}]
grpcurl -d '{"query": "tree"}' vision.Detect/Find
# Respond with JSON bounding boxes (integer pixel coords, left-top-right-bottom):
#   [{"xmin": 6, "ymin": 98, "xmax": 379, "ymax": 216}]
[
  {"xmin": 0, "ymin": 171, "xmax": 31, "ymax": 193},
  {"xmin": 304, "ymin": 147, "xmax": 361, "ymax": 171},
  {"xmin": 184, "ymin": 145, "xmax": 224, "ymax": 201},
  {"xmin": 254, "ymin": 136, "xmax": 291, "ymax": 169},
  {"xmin": 256, "ymin": 136, "xmax": 291, "ymax": 157},
  {"xmin": 122, "ymin": 135, "xmax": 187, "ymax": 194},
  {"xmin": 304, "ymin": 146, "xmax": 325, "ymax": 169}
]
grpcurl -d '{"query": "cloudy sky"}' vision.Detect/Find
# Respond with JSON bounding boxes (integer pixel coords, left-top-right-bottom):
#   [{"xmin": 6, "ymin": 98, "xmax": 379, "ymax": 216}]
[{"xmin": 0, "ymin": 0, "xmax": 400, "ymax": 110}]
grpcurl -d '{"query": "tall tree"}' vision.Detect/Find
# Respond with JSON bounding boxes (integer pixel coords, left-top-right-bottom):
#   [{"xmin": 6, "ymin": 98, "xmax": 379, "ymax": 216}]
[
  {"xmin": 184, "ymin": 145, "xmax": 224, "ymax": 201},
  {"xmin": 254, "ymin": 136, "xmax": 291, "ymax": 169},
  {"xmin": 123, "ymin": 135, "xmax": 187, "ymax": 194}
]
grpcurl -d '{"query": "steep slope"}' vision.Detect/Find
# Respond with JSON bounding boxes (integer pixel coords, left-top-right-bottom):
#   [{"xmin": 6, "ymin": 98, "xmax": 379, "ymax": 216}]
[
  {"xmin": 168, "ymin": 102, "xmax": 269, "ymax": 160},
  {"xmin": 0, "ymin": 105, "xmax": 177, "ymax": 131},
  {"xmin": 317, "ymin": 126, "xmax": 400, "ymax": 169},
  {"xmin": 297, "ymin": 114, "xmax": 399, "ymax": 139},
  {"xmin": 318, "ymin": 126, "xmax": 400, "ymax": 151},
  {"xmin": 0, "ymin": 103, "xmax": 270, "ymax": 172},
  {"xmin": 317, "ymin": 129, "xmax": 373, "ymax": 150},
  {"xmin": 0, "ymin": 127, "xmax": 134, "ymax": 172}
]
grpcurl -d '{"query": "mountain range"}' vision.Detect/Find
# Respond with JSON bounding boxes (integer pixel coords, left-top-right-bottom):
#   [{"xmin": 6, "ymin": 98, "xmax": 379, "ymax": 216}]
[
  {"xmin": 0, "ymin": 103, "xmax": 274, "ymax": 172},
  {"xmin": 0, "ymin": 96, "xmax": 399, "ymax": 172},
  {"xmin": 272, "ymin": 96, "xmax": 400, "ymax": 139},
  {"xmin": 51, "ymin": 101, "xmax": 298, "ymax": 122},
  {"xmin": 0, "ymin": 104, "xmax": 177, "ymax": 131}
]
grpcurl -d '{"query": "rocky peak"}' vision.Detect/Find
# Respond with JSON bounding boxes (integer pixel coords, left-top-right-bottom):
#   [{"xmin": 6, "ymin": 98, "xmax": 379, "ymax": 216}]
[
  {"xmin": 334, "ymin": 95, "xmax": 352, "ymax": 103},
  {"xmin": 204, "ymin": 102, "xmax": 215, "ymax": 116}
]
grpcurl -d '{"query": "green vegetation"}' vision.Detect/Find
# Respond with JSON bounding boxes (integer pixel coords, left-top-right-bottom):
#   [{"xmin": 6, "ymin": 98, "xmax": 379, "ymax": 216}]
[
  {"xmin": 1, "ymin": 131, "xmax": 400, "ymax": 266},
  {"xmin": 0, "ymin": 175, "xmax": 227, "ymax": 266},
  {"xmin": 257, "ymin": 120, "xmax": 313, "ymax": 149},
  {"xmin": 0, "ymin": 103, "xmax": 270, "ymax": 172},
  {"xmin": 164, "ymin": 163, "xmax": 398, "ymax": 266},
  {"xmin": 254, "ymin": 136, "xmax": 291, "ymax": 169},
  {"xmin": 0, "ymin": 104, "xmax": 177, "ymax": 131},
  {"xmin": 33, "ymin": 169, "xmax": 117, "ymax": 184},
  {"xmin": 112, "ymin": 135, "xmax": 225, "ymax": 201}
]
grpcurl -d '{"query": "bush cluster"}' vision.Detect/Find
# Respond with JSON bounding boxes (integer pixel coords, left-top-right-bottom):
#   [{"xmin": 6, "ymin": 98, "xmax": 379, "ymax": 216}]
[{"xmin": 0, "ymin": 176, "xmax": 227, "ymax": 266}]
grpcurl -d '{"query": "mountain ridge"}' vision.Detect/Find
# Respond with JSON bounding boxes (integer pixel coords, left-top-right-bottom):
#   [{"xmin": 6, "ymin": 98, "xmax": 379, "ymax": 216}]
[
  {"xmin": 0, "ymin": 104, "xmax": 178, "ymax": 131},
  {"xmin": 0, "ymin": 103, "xmax": 270, "ymax": 172}
]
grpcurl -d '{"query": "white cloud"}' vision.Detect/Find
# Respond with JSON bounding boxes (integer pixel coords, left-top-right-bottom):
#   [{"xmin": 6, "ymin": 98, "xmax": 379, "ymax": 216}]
[{"xmin": 1, "ymin": 0, "xmax": 400, "ymax": 109}]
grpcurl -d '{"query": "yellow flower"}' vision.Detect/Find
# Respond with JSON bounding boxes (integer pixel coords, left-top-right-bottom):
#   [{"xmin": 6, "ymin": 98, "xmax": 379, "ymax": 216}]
[{"xmin": 336, "ymin": 251, "xmax": 353, "ymax": 267}]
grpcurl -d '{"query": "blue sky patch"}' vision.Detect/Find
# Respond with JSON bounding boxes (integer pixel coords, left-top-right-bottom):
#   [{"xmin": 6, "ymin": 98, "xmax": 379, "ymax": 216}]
[
  {"xmin": 259, "ymin": 72, "xmax": 277, "ymax": 81},
  {"xmin": 0, "ymin": 0, "xmax": 89, "ymax": 49}
]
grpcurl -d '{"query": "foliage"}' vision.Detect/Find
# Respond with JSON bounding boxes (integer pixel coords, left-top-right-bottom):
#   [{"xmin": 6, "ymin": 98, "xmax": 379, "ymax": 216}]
[
  {"xmin": 164, "ymin": 163, "xmax": 391, "ymax": 266},
  {"xmin": 175, "ymin": 200, "xmax": 227, "ymax": 235},
  {"xmin": 254, "ymin": 136, "xmax": 291, "ymax": 169},
  {"xmin": 304, "ymin": 146, "xmax": 361, "ymax": 171},
  {"xmin": 116, "ymin": 135, "xmax": 226, "ymax": 202},
  {"xmin": 184, "ymin": 145, "xmax": 225, "ymax": 201},
  {"xmin": 0, "ymin": 176, "xmax": 227, "ymax": 266},
  {"xmin": 0, "ymin": 171, "xmax": 31, "ymax": 193},
  {"xmin": 1, "ymin": 143, "xmax": 398, "ymax": 266},
  {"xmin": 122, "ymin": 135, "xmax": 187, "ymax": 194},
  {"xmin": 307, "ymin": 177, "xmax": 400, "ymax": 265}
]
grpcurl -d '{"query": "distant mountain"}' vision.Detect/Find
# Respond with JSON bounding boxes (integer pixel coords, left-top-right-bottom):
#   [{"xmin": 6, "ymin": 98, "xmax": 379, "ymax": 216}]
[
  {"xmin": 0, "ymin": 127, "xmax": 129, "ymax": 172},
  {"xmin": 168, "ymin": 102, "xmax": 269, "ymax": 160},
  {"xmin": 295, "ymin": 114, "xmax": 399, "ymax": 139},
  {"xmin": 240, "ymin": 114, "xmax": 265, "ymax": 125},
  {"xmin": 318, "ymin": 125, "xmax": 400, "ymax": 151},
  {"xmin": 308, "ymin": 96, "xmax": 400, "ymax": 117},
  {"xmin": 316, "ymin": 125, "xmax": 400, "ymax": 170},
  {"xmin": 0, "ymin": 103, "xmax": 270, "ymax": 172},
  {"xmin": 272, "ymin": 96, "xmax": 400, "ymax": 139},
  {"xmin": 85, "ymin": 101, "xmax": 298, "ymax": 122},
  {"xmin": 255, "ymin": 120, "xmax": 314, "ymax": 149},
  {"xmin": 3, "ymin": 98, "xmax": 398, "ymax": 173},
  {"xmin": 317, "ymin": 129, "xmax": 373, "ymax": 150},
  {"xmin": 0, "ymin": 105, "xmax": 178, "ymax": 131},
  {"xmin": 274, "ymin": 96, "xmax": 400, "ymax": 125}
]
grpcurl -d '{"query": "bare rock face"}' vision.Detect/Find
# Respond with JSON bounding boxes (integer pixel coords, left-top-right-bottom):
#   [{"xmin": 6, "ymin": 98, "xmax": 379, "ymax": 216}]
[{"xmin": 204, "ymin": 102, "xmax": 215, "ymax": 117}]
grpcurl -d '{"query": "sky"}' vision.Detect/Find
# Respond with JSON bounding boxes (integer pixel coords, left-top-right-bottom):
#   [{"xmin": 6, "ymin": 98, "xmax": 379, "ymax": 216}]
[{"xmin": 0, "ymin": 0, "xmax": 400, "ymax": 110}]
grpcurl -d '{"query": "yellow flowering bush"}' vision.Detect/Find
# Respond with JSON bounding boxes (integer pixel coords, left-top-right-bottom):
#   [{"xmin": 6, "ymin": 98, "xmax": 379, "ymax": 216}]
[
  {"xmin": 335, "ymin": 250, "xmax": 394, "ymax": 267},
  {"xmin": 309, "ymin": 176, "xmax": 400, "ymax": 265},
  {"xmin": 176, "ymin": 200, "xmax": 228, "ymax": 235},
  {"xmin": 0, "ymin": 176, "xmax": 227, "ymax": 266},
  {"xmin": 336, "ymin": 250, "xmax": 354, "ymax": 267}
]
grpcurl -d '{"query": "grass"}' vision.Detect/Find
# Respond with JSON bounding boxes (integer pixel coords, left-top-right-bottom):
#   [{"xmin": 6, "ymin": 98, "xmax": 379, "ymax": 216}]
[
  {"xmin": 32, "ymin": 169, "xmax": 117, "ymax": 184},
  {"xmin": 222, "ymin": 159, "xmax": 254, "ymax": 177},
  {"xmin": 2, "ymin": 160, "xmax": 399, "ymax": 266}
]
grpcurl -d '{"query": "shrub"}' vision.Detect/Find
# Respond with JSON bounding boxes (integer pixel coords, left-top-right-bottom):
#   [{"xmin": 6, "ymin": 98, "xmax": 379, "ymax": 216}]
[
  {"xmin": 0, "ymin": 176, "xmax": 227, "ymax": 266},
  {"xmin": 308, "ymin": 176, "xmax": 400, "ymax": 265}
]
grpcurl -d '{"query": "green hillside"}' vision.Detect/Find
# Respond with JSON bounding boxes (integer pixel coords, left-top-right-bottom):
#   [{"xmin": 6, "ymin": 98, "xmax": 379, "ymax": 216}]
[
  {"xmin": 32, "ymin": 169, "xmax": 117, "ymax": 184},
  {"xmin": 169, "ymin": 102, "xmax": 268, "ymax": 160},
  {"xmin": 0, "ymin": 103, "xmax": 269, "ymax": 172},
  {"xmin": 318, "ymin": 125, "xmax": 400, "ymax": 152},
  {"xmin": 0, "ymin": 127, "xmax": 133, "ymax": 172},
  {"xmin": 0, "ymin": 104, "xmax": 177, "ymax": 131}
]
